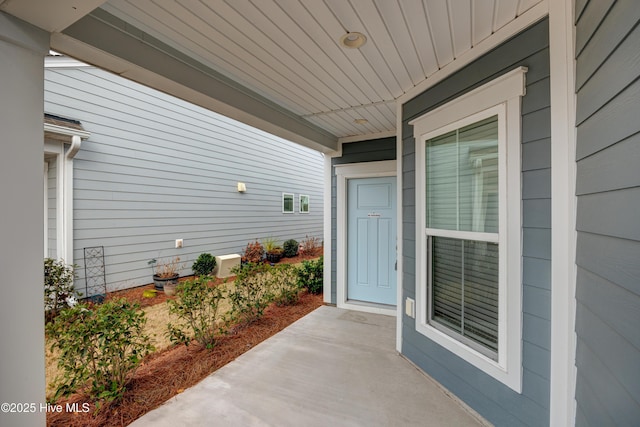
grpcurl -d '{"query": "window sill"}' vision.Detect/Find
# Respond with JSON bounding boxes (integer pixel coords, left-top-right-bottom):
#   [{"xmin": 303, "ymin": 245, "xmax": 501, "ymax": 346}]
[{"xmin": 415, "ymin": 320, "xmax": 522, "ymax": 393}]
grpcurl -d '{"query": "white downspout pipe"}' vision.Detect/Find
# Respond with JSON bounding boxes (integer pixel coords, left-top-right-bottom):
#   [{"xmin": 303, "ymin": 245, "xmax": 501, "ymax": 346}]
[{"xmin": 62, "ymin": 135, "xmax": 82, "ymax": 265}]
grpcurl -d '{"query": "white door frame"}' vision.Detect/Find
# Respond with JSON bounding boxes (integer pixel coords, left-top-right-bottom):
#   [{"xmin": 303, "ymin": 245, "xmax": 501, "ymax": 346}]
[{"xmin": 335, "ymin": 160, "xmax": 397, "ymax": 316}]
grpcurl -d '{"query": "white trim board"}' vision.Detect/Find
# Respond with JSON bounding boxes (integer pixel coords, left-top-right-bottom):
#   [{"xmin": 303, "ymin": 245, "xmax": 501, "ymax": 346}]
[
  {"xmin": 338, "ymin": 130, "xmax": 396, "ymax": 144},
  {"xmin": 323, "ymin": 153, "xmax": 333, "ymax": 304},
  {"xmin": 334, "ymin": 160, "xmax": 397, "ymax": 317},
  {"xmin": 44, "ymin": 122, "xmax": 91, "ymax": 139},
  {"xmin": 395, "ymin": 99, "xmax": 404, "ymax": 353},
  {"xmin": 548, "ymin": 0, "xmax": 578, "ymax": 425}
]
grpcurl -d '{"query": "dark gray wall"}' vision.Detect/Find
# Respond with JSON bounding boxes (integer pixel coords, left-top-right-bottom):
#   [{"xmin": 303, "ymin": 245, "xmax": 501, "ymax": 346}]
[
  {"xmin": 330, "ymin": 138, "xmax": 396, "ymax": 303},
  {"xmin": 574, "ymin": 1, "xmax": 640, "ymax": 425},
  {"xmin": 401, "ymin": 20, "xmax": 551, "ymax": 426}
]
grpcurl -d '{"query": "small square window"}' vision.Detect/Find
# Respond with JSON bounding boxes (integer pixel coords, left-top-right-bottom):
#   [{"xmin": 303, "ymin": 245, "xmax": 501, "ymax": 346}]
[
  {"xmin": 282, "ymin": 193, "xmax": 294, "ymax": 213},
  {"xmin": 299, "ymin": 195, "xmax": 310, "ymax": 213}
]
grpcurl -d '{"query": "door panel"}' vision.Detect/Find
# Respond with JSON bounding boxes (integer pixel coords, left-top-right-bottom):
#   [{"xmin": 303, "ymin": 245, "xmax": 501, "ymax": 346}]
[{"xmin": 347, "ymin": 177, "xmax": 397, "ymax": 305}]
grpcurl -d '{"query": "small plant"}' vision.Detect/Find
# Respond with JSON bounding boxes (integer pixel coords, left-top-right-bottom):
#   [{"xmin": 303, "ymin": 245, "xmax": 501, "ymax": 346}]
[
  {"xmin": 282, "ymin": 239, "xmax": 299, "ymax": 258},
  {"xmin": 192, "ymin": 253, "xmax": 217, "ymax": 277},
  {"xmin": 228, "ymin": 262, "xmax": 274, "ymax": 325},
  {"xmin": 300, "ymin": 235, "xmax": 323, "ymax": 257},
  {"xmin": 149, "ymin": 256, "xmax": 184, "ymax": 278},
  {"xmin": 262, "ymin": 237, "xmax": 282, "ymax": 254},
  {"xmin": 166, "ymin": 276, "xmax": 226, "ymax": 349},
  {"xmin": 46, "ymin": 299, "xmax": 153, "ymax": 403},
  {"xmin": 263, "ymin": 237, "xmax": 283, "ymax": 263},
  {"xmin": 271, "ymin": 264, "xmax": 302, "ymax": 306},
  {"xmin": 298, "ymin": 256, "xmax": 324, "ymax": 294},
  {"xmin": 241, "ymin": 240, "xmax": 265, "ymax": 263},
  {"xmin": 262, "ymin": 237, "xmax": 276, "ymax": 253},
  {"xmin": 44, "ymin": 258, "xmax": 80, "ymax": 323},
  {"xmin": 142, "ymin": 289, "xmax": 158, "ymax": 298}
]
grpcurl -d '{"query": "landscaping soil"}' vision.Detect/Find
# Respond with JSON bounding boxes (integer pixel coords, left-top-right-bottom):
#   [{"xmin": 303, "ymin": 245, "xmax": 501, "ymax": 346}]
[
  {"xmin": 104, "ymin": 252, "xmax": 320, "ymax": 309},
  {"xmin": 104, "ymin": 276, "xmax": 227, "ymax": 308},
  {"xmin": 47, "ymin": 291, "xmax": 324, "ymax": 427}
]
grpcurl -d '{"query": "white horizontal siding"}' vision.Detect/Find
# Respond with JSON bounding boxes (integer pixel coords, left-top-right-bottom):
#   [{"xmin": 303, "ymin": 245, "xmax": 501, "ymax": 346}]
[{"xmin": 45, "ymin": 66, "xmax": 323, "ymax": 293}]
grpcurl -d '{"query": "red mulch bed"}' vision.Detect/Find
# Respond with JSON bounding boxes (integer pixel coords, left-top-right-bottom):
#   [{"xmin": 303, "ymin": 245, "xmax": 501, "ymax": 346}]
[
  {"xmin": 104, "ymin": 276, "xmax": 227, "ymax": 308},
  {"xmin": 47, "ymin": 255, "xmax": 324, "ymax": 427},
  {"xmin": 105, "ymin": 252, "xmax": 320, "ymax": 309},
  {"xmin": 47, "ymin": 292, "xmax": 323, "ymax": 426}
]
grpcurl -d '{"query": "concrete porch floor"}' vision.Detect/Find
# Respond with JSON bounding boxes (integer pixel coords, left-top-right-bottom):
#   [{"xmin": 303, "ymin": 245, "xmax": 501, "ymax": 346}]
[{"xmin": 130, "ymin": 306, "xmax": 486, "ymax": 427}]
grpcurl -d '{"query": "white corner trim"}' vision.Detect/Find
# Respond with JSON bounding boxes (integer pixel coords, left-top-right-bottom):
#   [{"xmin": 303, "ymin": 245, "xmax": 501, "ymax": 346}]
[
  {"xmin": 43, "ymin": 139, "xmax": 77, "ymax": 266},
  {"xmin": 334, "ymin": 160, "xmax": 397, "ymax": 316},
  {"xmin": 323, "ymin": 154, "xmax": 333, "ymax": 304},
  {"xmin": 395, "ymin": 99, "xmax": 404, "ymax": 352},
  {"xmin": 548, "ymin": 0, "xmax": 578, "ymax": 425},
  {"xmin": 43, "ymin": 161, "xmax": 48, "ymax": 258}
]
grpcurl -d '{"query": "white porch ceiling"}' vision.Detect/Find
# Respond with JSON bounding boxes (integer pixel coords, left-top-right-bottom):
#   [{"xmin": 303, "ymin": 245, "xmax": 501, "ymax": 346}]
[
  {"xmin": 3, "ymin": 0, "xmax": 545, "ymax": 151},
  {"xmin": 99, "ymin": 0, "xmax": 542, "ymax": 140}
]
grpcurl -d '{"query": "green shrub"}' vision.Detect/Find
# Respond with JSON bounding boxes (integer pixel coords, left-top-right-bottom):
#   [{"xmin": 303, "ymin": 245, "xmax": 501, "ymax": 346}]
[
  {"xmin": 229, "ymin": 262, "xmax": 274, "ymax": 325},
  {"xmin": 46, "ymin": 299, "xmax": 153, "ymax": 403},
  {"xmin": 298, "ymin": 256, "xmax": 324, "ymax": 294},
  {"xmin": 44, "ymin": 258, "xmax": 80, "ymax": 323},
  {"xmin": 271, "ymin": 263, "xmax": 302, "ymax": 306},
  {"xmin": 166, "ymin": 276, "xmax": 226, "ymax": 349},
  {"xmin": 191, "ymin": 253, "xmax": 217, "ymax": 277},
  {"xmin": 282, "ymin": 239, "xmax": 299, "ymax": 258}
]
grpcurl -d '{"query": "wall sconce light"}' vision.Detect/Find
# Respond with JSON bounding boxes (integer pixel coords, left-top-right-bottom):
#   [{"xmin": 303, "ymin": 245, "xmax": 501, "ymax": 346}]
[{"xmin": 237, "ymin": 182, "xmax": 247, "ymax": 193}]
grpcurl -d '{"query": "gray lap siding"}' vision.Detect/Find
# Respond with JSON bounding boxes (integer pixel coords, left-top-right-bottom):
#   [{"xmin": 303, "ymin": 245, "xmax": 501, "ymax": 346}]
[
  {"xmin": 45, "ymin": 66, "xmax": 324, "ymax": 292},
  {"xmin": 574, "ymin": 0, "xmax": 640, "ymax": 424},
  {"xmin": 401, "ymin": 19, "xmax": 551, "ymax": 426}
]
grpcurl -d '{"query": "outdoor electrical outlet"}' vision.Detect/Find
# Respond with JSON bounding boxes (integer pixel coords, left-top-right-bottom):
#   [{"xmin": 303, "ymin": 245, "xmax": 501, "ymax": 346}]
[
  {"xmin": 175, "ymin": 239, "xmax": 183, "ymax": 249},
  {"xmin": 405, "ymin": 298, "xmax": 415, "ymax": 318}
]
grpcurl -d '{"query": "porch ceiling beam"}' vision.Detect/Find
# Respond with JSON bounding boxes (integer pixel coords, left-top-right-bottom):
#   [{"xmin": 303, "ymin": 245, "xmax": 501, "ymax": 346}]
[{"xmin": 54, "ymin": 9, "xmax": 338, "ymax": 153}]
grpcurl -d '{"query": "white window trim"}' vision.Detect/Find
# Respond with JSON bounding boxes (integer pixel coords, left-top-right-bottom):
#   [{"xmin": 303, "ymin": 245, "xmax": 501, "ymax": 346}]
[
  {"xmin": 299, "ymin": 194, "xmax": 310, "ymax": 213},
  {"xmin": 282, "ymin": 192, "xmax": 294, "ymax": 214},
  {"xmin": 410, "ymin": 67, "xmax": 526, "ymax": 392}
]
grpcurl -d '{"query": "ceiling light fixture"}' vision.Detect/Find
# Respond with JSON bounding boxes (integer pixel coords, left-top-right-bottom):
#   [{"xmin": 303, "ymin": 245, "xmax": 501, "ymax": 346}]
[
  {"xmin": 354, "ymin": 118, "xmax": 368, "ymax": 125},
  {"xmin": 340, "ymin": 32, "xmax": 367, "ymax": 49}
]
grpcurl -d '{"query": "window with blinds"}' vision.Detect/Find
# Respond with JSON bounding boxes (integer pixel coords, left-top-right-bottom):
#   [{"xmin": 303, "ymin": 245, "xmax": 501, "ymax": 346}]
[{"xmin": 425, "ymin": 115, "xmax": 499, "ymax": 359}]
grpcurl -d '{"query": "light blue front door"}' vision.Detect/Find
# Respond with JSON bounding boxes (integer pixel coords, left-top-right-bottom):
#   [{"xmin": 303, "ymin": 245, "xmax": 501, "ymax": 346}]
[{"xmin": 347, "ymin": 176, "xmax": 397, "ymax": 305}]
